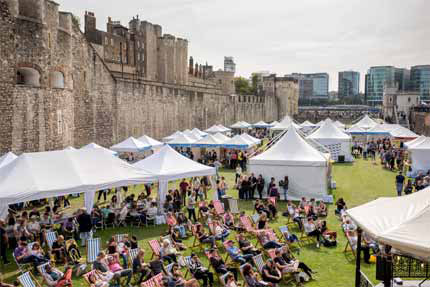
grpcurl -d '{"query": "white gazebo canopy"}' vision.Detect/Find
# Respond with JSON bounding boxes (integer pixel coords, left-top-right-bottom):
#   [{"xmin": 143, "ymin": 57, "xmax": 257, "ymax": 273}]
[
  {"xmin": 230, "ymin": 121, "xmax": 251, "ymax": 129},
  {"xmin": 389, "ymin": 126, "xmax": 418, "ymax": 139},
  {"xmin": 193, "ymin": 134, "xmax": 224, "ymax": 148},
  {"xmin": 347, "ymin": 188, "xmax": 430, "ymax": 261},
  {"xmin": 354, "ymin": 114, "xmax": 378, "ymax": 130},
  {"xmin": 253, "ymin": 121, "xmax": 271, "ymax": 128},
  {"xmin": 191, "ymin": 128, "xmax": 208, "ymax": 137},
  {"xmin": 404, "ymin": 135, "xmax": 426, "ymax": 149},
  {"xmin": 81, "ymin": 142, "xmax": 118, "ymax": 156},
  {"xmin": 249, "ymin": 126, "xmax": 329, "ymax": 200},
  {"xmin": 334, "ymin": 120, "xmax": 345, "ymax": 129},
  {"xmin": 307, "ymin": 120, "xmax": 351, "ymax": 141},
  {"xmin": 213, "ymin": 132, "xmax": 231, "ymax": 143},
  {"xmin": 137, "ymin": 135, "xmax": 164, "ymax": 149},
  {"xmin": 133, "ymin": 145, "xmax": 216, "ymax": 203},
  {"xmin": 407, "ymin": 137, "xmax": 430, "ymax": 172},
  {"xmin": 346, "ymin": 125, "xmax": 367, "ymax": 135},
  {"xmin": 223, "ymin": 134, "xmax": 254, "ymax": 150},
  {"xmin": 167, "ymin": 133, "xmax": 196, "ymax": 147},
  {"xmin": 240, "ymin": 133, "xmax": 261, "ymax": 145},
  {"xmin": 217, "ymin": 124, "xmax": 232, "ymax": 132},
  {"xmin": 0, "ymin": 149, "xmax": 157, "ymax": 218},
  {"xmin": 162, "ymin": 131, "xmax": 185, "ymax": 142},
  {"xmin": 64, "ymin": 146, "xmax": 77, "ymax": 151},
  {"xmin": 270, "ymin": 116, "xmax": 301, "ymax": 131},
  {"xmin": 300, "ymin": 120, "xmax": 316, "ymax": 128},
  {"xmin": 183, "ymin": 130, "xmax": 202, "ymax": 141},
  {"xmin": 270, "ymin": 120, "xmax": 279, "ymax": 127},
  {"xmin": 111, "ymin": 137, "xmax": 151, "ymax": 153},
  {"xmin": 0, "ymin": 152, "xmax": 17, "ymax": 168},
  {"xmin": 205, "ymin": 125, "xmax": 226, "ymax": 134}
]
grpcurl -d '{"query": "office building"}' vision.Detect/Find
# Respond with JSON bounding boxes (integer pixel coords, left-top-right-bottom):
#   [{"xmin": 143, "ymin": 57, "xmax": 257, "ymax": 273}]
[
  {"xmin": 365, "ymin": 66, "xmax": 396, "ymax": 104},
  {"xmin": 411, "ymin": 65, "xmax": 430, "ymax": 102},
  {"xmin": 224, "ymin": 56, "xmax": 236, "ymax": 73},
  {"xmin": 290, "ymin": 73, "xmax": 329, "ymax": 100},
  {"xmin": 338, "ymin": 71, "xmax": 360, "ymax": 98}
]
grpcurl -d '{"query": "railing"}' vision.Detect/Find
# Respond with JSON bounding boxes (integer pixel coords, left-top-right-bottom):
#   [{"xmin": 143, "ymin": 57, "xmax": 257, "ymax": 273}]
[
  {"xmin": 359, "ymin": 271, "xmax": 374, "ymax": 287},
  {"xmin": 392, "ymin": 255, "xmax": 430, "ymax": 278}
]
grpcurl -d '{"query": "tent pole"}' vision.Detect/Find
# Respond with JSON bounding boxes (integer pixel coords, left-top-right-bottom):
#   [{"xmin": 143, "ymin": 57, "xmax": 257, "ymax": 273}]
[{"xmin": 355, "ymin": 228, "xmax": 362, "ymax": 287}]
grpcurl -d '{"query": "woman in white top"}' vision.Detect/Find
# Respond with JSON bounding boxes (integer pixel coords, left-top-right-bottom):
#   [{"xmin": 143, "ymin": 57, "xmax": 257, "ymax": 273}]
[{"xmin": 304, "ymin": 218, "xmax": 322, "ymax": 248}]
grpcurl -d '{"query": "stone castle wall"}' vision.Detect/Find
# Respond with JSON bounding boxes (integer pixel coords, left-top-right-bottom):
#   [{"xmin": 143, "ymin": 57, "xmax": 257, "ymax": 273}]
[{"xmin": 0, "ymin": 0, "xmax": 279, "ymax": 154}]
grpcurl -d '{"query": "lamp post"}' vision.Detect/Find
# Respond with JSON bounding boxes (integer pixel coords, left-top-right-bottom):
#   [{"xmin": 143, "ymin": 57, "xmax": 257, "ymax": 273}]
[{"xmin": 355, "ymin": 228, "xmax": 362, "ymax": 287}]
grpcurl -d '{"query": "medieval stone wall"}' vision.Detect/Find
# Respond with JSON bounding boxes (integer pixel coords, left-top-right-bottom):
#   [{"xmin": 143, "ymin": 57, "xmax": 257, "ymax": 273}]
[{"xmin": 0, "ymin": 0, "xmax": 280, "ymax": 154}]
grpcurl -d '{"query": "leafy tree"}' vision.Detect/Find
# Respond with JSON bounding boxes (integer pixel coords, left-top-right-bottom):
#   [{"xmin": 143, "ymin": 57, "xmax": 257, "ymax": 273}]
[{"xmin": 234, "ymin": 77, "xmax": 252, "ymax": 95}]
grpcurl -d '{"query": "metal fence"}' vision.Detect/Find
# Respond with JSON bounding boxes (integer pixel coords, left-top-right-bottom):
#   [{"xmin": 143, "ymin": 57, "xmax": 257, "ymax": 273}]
[
  {"xmin": 392, "ymin": 255, "xmax": 430, "ymax": 278},
  {"xmin": 359, "ymin": 271, "xmax": 374, "ymax": 287}
]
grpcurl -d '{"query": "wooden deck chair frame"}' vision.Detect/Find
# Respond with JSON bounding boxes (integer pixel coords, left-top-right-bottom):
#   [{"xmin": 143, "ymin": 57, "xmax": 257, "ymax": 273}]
[
  {"xmin": 183, "ymin": 255, "xmax": 194, "ymax": 278},
  {"xmin": 251, "ymin": 213, "xmax": 260, "ymax": 225},
  {"xmin": 228, "ymin": 198, "xmax": 240, "ymax": 216},
  {"xmin": 343, "ymin": 233, "xmax": 356, "ymax": 257},
  {"xmin": 148, "ymin": 239, "xmax": 161, "ymax": 259},
  {"xmin": 13, "ymin": 252, "xmax": 32, "ymax": 273},
  {"xmin": 17, "ymin": 272, "xmax": 41, "ymax": 287},
  {"xmin": 213, "ymin": 200, "xmax": 225, "ymax": 217},
  {"xmin": 254, "ymin": 229, "xmax": 276, "ymax": 250},
  {"xmin": 299, "ymin": 219, "xmax": 316, "ymax": 246},
  {"xmin": 239, "ymin": 216, "xmax": 256, "ymax": 235},
  {"xmin": 83, "ymin": 270, "xmax": 100, "ymax": 287},
  {"xmin": 252, "ymin": 253, "xmax": 265, "ymax": 274},
  {"xmin": 278, "ymin": 226, "xmax": 300, "ymax": 250},
  {"xmin": 86, "ymin": 237, "xmax": 101, "ymax": 264}
]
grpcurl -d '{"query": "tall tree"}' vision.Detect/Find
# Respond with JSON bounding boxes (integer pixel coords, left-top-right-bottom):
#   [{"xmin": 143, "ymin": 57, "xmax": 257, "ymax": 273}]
[{"xmin": 234, "ymin": 77, "xmax": 252, "ymax": 95}]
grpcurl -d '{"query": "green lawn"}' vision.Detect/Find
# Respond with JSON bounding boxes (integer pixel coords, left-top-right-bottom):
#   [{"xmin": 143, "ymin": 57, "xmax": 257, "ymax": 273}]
[{"xmin": 0, "ymin": 158, "xmax": 397, "ymax": 287}]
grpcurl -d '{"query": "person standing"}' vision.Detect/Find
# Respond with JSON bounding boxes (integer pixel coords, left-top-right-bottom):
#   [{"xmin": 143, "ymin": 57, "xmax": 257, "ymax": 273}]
[
  {"xmin": 395, "ymin": 171, "xmax": 405, "ymax": 196},
  {"xmin": 76, "ymin": 208, "xmax": 93, "ymax": 247},
  {"xmin": 249, "ymin": 173, "xmax": 257, "ymax": 200},
  {"xmin": 179, "ymin": 179, "xmax": 189, "ymax": 206},
  {"xmin": 280, "ymin": 176, "xmax": 289, "ymax": 201},
  {"xmin": 0, "ymin": 219, "xmax": 9, "ymax": 264},
  {"xmin": 235, "ymin": 165, "xmax": 242, "ymax": 184},
  {"xmin": 256, "ymin": 175, "xmax": 265, "ymax": 200}
]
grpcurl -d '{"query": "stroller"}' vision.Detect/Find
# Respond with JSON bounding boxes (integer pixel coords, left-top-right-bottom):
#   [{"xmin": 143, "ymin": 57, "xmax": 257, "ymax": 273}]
[{"xmin": 65, "ymin": 239, "xmax": 87, "ymax": 276}]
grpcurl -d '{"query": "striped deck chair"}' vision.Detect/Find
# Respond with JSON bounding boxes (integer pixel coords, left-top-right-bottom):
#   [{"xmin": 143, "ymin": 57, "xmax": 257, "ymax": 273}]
[
  {"xmin": 86, "ymin": 237, "xmax": 101, "ymax": 263},
  {"xmin": 222, "ymin": 241, "xmax": 240, "ymax": 267},
  {"xmin": 268, "ymin": 197, "xmax": 276, "ymax": 207},
  {"xmin": 83, "ymin": 270, "xmax": 99, "ymax": 287},
  {"xmin": 183, "ymin": 255, "xmax": 193, "ymax": 278},
  {"xmin": 251, "ymin": 213, "xmax": 260, "ymax": 225},
  {"xmin": 213, "ymin": 200, "xmax": 225, "ymax": 217},
  {"xmin": 13, "ymin": 252, "xmax": 31, "ymax": 273},
  {"xmin": 227, "ymin": 198, "xmax": 239, "ymax": 215},
  {"xmin": 128, "ymin": 248, "xmax": 140, "ymax": 262},
  {"xmin": 115, "ymin": 233, "xmax": 128, "ymax": 243},
  {"xmin": 239, "ymin": 264, "xmax": 250, "ymax": 287},
  {"xmin": 45, "ymin": 231, "xmax": 57, "ymax": 249},
  {"xmin": 191, "ymin": 224, "xmax": 201, "ymax": 249},
  {"xmin": 344, "ymin": 234, "xmax": 356, "ymax": 257},
  {"xmin": 36, "ymin": 262, "xmax": 49, "ymax": 276},
  {"xmin": 252, "ymin": 254, "xmax": 265, "ymax": 274},
  {"xmin": 255, "ymin": 229, "xmax": 277, "ymax": 249},
  {"xmin": 166, "ymin": 262, "xmax": 175, "ymax": 276},
  {"xmin": 18, "ymin": 272, "xmax": 40, "ymax": 287},
  {"xmin": 239, "ymin": 216, "xmax": 256, "ymax": 234},
  {"xmin": 278, "ymin": 226, "xmax": 300, "ymax": 249},
  {"xmin": 148, "ymin": 239, "xmax": 161, "ymax": 259},
  {"xmin": 142, "ymin": 273, "xmax": 163, "ymax": 287}
]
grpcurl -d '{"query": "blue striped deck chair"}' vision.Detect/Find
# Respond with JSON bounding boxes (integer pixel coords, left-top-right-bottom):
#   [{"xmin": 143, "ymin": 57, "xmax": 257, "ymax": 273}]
[
  {"xmin": 251, "ymin": 213, "xmax": 260, "ymax": 224},
  {"xmin": 13, "ymin": 252, "xmax": 31, "ymax": 273},
  {"xmin": 45, "ymin": 231, "xmax": 57, "ymax": 249},
  {"xmin": 128, "ymin": 248, "xmax": 140, "ymax": 262},
  {"xmin": 18, "ymin": 272, "xmax": 40, "ymax": 287},
  {"xmin": 115, "ymin": 233, "xmax": 128, "ymax": 243},
  {"xmin": 36, "ymin": 262, "xmax": 50, "ymax": 276},
  {"xmin": 184, "ymin": 255, "xmax": 193, "ymax": 278},
  {"xmin": 166, "ymin": 262, "xmax": 175, "ymax": 276},
  {"xmin": 252, "ymin": 253, "xmax": 265, "ymax": 274},
  {"xmin": 86, "ymin": 238, "xmax": 101, "ymax": 263}
]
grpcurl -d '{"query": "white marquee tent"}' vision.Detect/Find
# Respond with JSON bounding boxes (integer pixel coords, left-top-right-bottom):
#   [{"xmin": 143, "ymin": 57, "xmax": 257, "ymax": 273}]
[
  {"xmin": 111, "ymin": 137, "xmax": 151, "ymax": 153},
  {"xmin": 407, "ymin": 137, "xmax": 430, "ymax": 172},
  {"xmin": 353, "ymin": 115, "xmax": 378, "ymax": 130},
  {"xmin": 404, "ymin": 135, "xmax": 426, "ymax": 149},
  {"xmin": 300, "ymin": 120, "xmax": 316, "ymax": 128},
  {"xmin": 389, "ymin": 126, "xmax": 419, "ymax": 139},
  {"xmin": 0, "ymin": 149, "xmax": 157, "ymax": 218},
  {"xmin": 253, "ymin": 121, "xmax": 271, "ymax": 128},
  {"xmin": 0, "ymin": 152, "xmax": 17, "ymax": 168},
  {"xmin": 346, "ymin": 126, "xmax": 367, "ymax": 135},
  {"xmin": 205, "ymin": 125, "xmax": 226, "ymax": 134},
  {"xmin": 191, "ymin": 128, "xmax": 208, "ymax": 137},
  {"xmin": 249, "ymin": 126, "xmax": 329, "ymax": 200},
  {"xmin": 230, "ymin": 121, "xmax": 251, "ymax": 129},
  {"xmin": 270, "ymin": 116, "xmax": 301, "ymax": 131},
  {"xmin": 81, "ymin": 142, "xmax": 118, "ymax": 156},
  {"xmin": 334, "ymin": 120, "xmax": 346, "ymax": 129},
  {"xmin": 217, "ymin": 124, "xmax": 231, "ymax": 132},
  {"xmin": 347, "ymin": 187, "xmax": 430, "ymax": 260},
  {"xmin": 193, "ymin": 134, "xmax": 224, "ymax": 148},
  {"xmin": 213, "ymin": 132, "xmax": 231, "ymax": 143},
  {"xmin": 240, "ymin": 133, "xmax": 261, "ymax": 145},
  {"xmin": 137, "ymin": 135, "xmax": 164, "ymax": 149},
  {"xmin": 64, "ymin": 146, "xmax": 77, "ymax": 151},
  {"xmin": 133, "ymin": 145, "xmax": 216, "ymax": 204},
  {"xmin": 307, "ymin": 120, "xmax": 353, "ymax": 162},
  {"xmin": 167, "ymin": 133, "xmax": 196, "ymax": 147},
  {"xmin": 162, "ymin": 131, "xmax": 185, "ymax": 142},
  {"xmin": 183, "ymin": 130, "xmax": 202, "ymax": 141},
  {"xmin": 270, "ymin": 120, "xmax": 279, "ymax": 127},
  {"xmin": 223, "ymin": 135, "xmax": 254, "ymax": 150}
]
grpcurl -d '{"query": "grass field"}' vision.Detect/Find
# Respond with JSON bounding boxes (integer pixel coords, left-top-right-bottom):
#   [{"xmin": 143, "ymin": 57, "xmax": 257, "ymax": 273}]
[{"xmin": 0, "ymin": 157, "xmax": 397, "ymax": 287}]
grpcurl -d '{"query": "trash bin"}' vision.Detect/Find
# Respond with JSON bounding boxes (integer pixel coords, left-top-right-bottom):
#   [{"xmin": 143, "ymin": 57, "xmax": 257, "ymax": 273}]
[
  {"xmin": 221, "ymin": 195, "xmax": 232, "ymax": 212},
  {"xmin": 338, "ymin": 155, "xmax": 345, "ymax": 162}
]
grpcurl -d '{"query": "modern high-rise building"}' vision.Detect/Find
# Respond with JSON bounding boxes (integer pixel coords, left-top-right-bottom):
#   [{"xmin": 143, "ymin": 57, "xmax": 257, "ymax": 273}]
[
  {"xmin": 365, "ymin": 66, "xmax": 396, "ymax": 104},
  {"xmin": 290, "ymin": 73, "xmax": 329, "ymax": 100},
  {"xmin": 338, "ymin": 71, "xmax": 360, "ymax": 98},
  {"xmin": 395, "ymin": 68, "xmax": 411, "ymax": 91},
  {"xmin": 411, "ymin": 65, "xmax": 430, "ymax": 102},
  {"xmin": 224, "ymin": 56, "xmax": 236, "ymax": 73}
]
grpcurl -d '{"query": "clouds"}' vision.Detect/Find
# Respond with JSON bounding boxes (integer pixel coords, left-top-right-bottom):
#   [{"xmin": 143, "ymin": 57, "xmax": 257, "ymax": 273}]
[{"xmin": 56, "ymin": 0, "xmax": 430, "ymax": 91}]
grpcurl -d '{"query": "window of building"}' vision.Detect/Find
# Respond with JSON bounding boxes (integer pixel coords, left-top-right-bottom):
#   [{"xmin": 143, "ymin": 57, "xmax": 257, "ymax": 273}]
[
  {"xmin": 16, "ymin": 67, "xmax": 41, "ymax": 87},
  {"xmin": 51, "ymin": 71, "xmax": 65, "ymax": 89}
]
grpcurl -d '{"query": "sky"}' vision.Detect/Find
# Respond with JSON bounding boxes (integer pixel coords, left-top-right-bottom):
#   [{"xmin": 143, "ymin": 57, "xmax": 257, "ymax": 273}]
[{"xmin": 56, "ymin": 0, "xmax": 430, "ymax": 92}]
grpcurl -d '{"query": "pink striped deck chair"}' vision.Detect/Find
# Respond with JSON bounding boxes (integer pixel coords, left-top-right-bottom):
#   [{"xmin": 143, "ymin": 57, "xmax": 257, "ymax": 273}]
[
  {"xmin": 213, "ymin": 200, "xmax": 225, "ymax": 216},
  {"xmin": 268, "ymin": 197, "xmax": 276, "ymax": 207},
  {"xmin": 148, "ymin": 239, "xmax": 161, "ymax": 259},
  {"xmin": 141, "ymin": 273, "xmax": 163, "ymax": 287},
  {"xmin": 239, "ymin": 215, "xmax": 256, "ymax": 234}
]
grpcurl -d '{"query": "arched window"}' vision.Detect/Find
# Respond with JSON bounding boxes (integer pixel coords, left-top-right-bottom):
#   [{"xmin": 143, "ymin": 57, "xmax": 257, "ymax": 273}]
[
  {"xmin": 51, "ymin": 71, "xmax": 65, "ymax": 89},
  {"xmin": 16, "ymin": 67, "xmax": 40, "ymax": 86}
]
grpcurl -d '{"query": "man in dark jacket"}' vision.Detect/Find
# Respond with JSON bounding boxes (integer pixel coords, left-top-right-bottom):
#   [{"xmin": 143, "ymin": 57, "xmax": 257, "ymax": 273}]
[{"xmin": 76, "ymin": 208, "xmax": 93, "ymax": 247}]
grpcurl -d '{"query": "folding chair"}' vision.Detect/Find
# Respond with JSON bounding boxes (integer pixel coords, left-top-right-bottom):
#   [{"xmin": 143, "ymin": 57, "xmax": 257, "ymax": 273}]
[
  {"xmin": 148, "ymin": 239, "xmax": 161, "ymax": 259},
  {"xmin": 115, "ymin": 233, "xmax": 128, "ymax": 243},
  {"xmin": 17, "ymin": 272, "xmax": 41, "ymax": 287},
  {"xmin": 13, "ymin": 252, "xmax": 32, "ymax": 273},
  {"xmin": 278, "ymin": 226, "xmax": 300, "ymax": 250},
  {"xmin": 227, "ymin": 198, "xmax": 240, "ymax": 216},
  {"xmin": 165, "ymin": 262, "xmax": 175, "ymax": 276},
  {"xmin": 252, "ymin": 254, "xmax": 265, "ymax": 274},
  {"xmin": 191, "ymin": 224, "xmax": 203, "ymax": 249},
  {"xmin": 239, "ymin": 216, "xmax": 256, "ymax": 234},
  {"xmin": 83, "ymin": 270, "xmax": 99, "ymax": 287},
  {"xmin": 183, "ymin": 255, "xmax": 193, "ymax": 278},
  {"xmin": 251, "ymin": 213, "xmax": 260, "ymax": 225},
  {"xmin": 128, "ymin": 248, "xmax": 140, "ymax": 263},
  {"xmin": 86, "ymin": 237, "xmax": 101, "ymax": 263},
  {"xmin": 36, "ymin": 262, "xmax": 50, "ymax": 276},
  {"xmin": 344, "ymin": 235, "xmax": 356, "ymax": 257},
  {"xmin": 45, "ymin": 231, "xmax": 57, "ymax": 249},
  {"xmin": 213, "ymin": 200, "xmax": 225, "ymax": 217},
  {"xmin": 239, "ymin": 264, "xmax": 251, "ymax": 287}
]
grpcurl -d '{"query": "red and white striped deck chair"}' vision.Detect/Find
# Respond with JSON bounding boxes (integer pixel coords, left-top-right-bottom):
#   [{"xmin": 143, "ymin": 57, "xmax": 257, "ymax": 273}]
[
  {"xmin": 141, "ymin": 273, "xmax": 163, "ymax": 287},
  {"xmin": 268, "ymin": 197, "xmax": 276, "ymax": 207},
  {"xmin": 213, "ymin": 200, "xmax": 225, "ymax": 217},
  {"xmin": 148, "ymin": 239, "xmax": 161, "ymax": 259},
  {"xmin": 255, "ymin": 229, "xmax": 277, "ymax": 249},
  {"xmin": 239, "ymin": 215, "xmax": 256, "ymax": 234}
]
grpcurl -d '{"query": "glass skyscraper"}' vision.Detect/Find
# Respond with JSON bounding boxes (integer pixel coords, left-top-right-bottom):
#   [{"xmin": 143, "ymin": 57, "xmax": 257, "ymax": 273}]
[
  {"xmin": 338, "ymin": 71, "xmax": 360, "ymax": 98},
  {"xmin": 365, "ymin": 66, "xmax": 396, "ymax": 104},
  {"xmin": 411, "ymin": 65, "xmax": 430, "ymax": 102}
]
